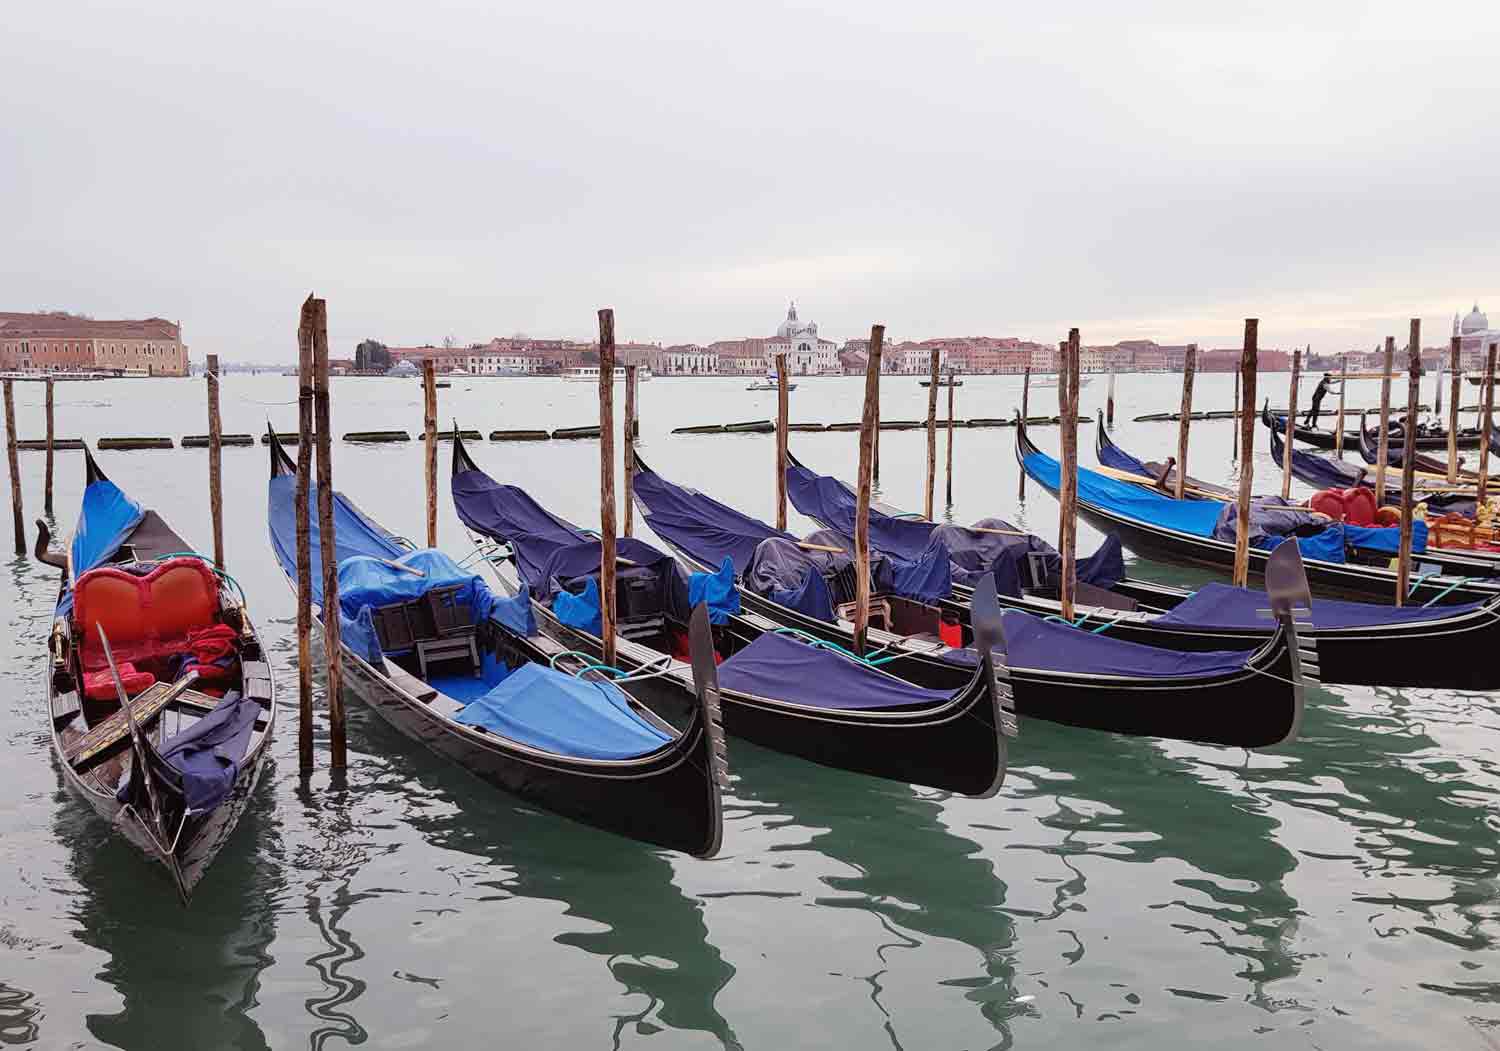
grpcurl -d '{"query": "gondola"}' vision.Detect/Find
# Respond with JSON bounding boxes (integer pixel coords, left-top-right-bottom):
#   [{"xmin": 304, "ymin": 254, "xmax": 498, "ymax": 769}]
[
  {"xmin": 1354, "ymin": 410, "xmax": 1500, "ymax": 477},
  {"xmin": 39, "ymin": 446, "xmax": 277, "ymax": 902},
  {"xmin": 1016, "ymin": 413, "xmax": 1500, "ymax": 603},
  {"xmin": 1267, "ymin": 423, "xmax": 1477, "ymax": 511},
  {"xmin": 264, "ymin": 431, "xmax": 727, "ymax": 856},
  {"xmin": 784, "ymin": 449, "xmax": 1500, "ymax": 691},
  {"xmin": 622, "ymin": 448, "xmax": 1308, "ymax": 748},
  {"xmin": 1264, "ymin": 401, "xmax": 1484, "ymax": 451},
  {"xmin": 450, "ymin": 432, "xmax": 1010, "ymax": 794},
  {"xmin": 1095, "ymin": 412, "xmax": 1233, "ymax": 497}
]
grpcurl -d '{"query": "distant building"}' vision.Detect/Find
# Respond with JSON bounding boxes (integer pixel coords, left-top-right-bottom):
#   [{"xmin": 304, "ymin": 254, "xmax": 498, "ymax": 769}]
[
  {"xmin": 660, "ymin": 344, "xmax": 717, "ymax": 375},
  {"xmin": 765, "ymin": 303, "xmax": 839, "ymax": 374},
  {"xmin": 0, "ymin": 312, "xmax": 189, "ymax": 376},
  {"xmin": 711, "ymin": 338, "xmax": 770, "ymax": 375},
  {"xmin": 1453, "ymin": 304, "xmax": 1499, "ymax": 370}
]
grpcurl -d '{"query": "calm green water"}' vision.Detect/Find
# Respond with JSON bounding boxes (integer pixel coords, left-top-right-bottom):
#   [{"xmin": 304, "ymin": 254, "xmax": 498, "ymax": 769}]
[{"xmin": 0, "ymin": 372, "xmax": 1496, "ymax": 1050}]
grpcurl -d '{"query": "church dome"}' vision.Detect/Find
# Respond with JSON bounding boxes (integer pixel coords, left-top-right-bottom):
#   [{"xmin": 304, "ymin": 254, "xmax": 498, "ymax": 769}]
[
  {"xmin": 1462, "ymin": 304, "xmax": 1489, "ymax": 334},
  {"xmin": 776, "ymin": 301, "xmax": 817, "ymax": 340}
]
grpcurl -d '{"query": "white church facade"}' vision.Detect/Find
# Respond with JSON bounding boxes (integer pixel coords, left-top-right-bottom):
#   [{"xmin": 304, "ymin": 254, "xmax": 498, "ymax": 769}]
[{"xmin": 765, "ymin": 303, "xmax": 839, "ymax": 375}]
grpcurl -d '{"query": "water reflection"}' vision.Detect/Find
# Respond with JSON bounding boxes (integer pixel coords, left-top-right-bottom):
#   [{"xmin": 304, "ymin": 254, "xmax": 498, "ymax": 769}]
[
  {"xmin": 61, "ymin": 772, "xmax": 283, "ymax": 1050},
  {"xmin": 341, "ymin": 705, "xmax": 741, "ymax": 1049},
  {"xmin": 724, "ymin": 743, "xmax": 1022, "ymax": 1049}
]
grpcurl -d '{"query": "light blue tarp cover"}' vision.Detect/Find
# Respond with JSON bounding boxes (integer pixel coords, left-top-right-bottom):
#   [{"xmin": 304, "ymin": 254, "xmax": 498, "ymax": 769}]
[
  {"xmin": 267, "ymin": 473, "xmax": 407, "ymax": 607},
  {"xmin": 554, "ymin": 577, "xmax": 603, "ymax": 636},
  {"xmin": 335, "ymin": 548, "xmax": 537, "ymax": 661},
  {"xmin": 1157, "ymin": 581, "xmax": 1485, "ymax": 629},
  {"xmin": 688, "ymin": 558, "xmax": 741, "ymax": 624},
  {"xmin": 1023, "ymin": 449, "xmax": 1424, "ymax": 562},
  {"xmin": 717, "ymin": 631, "xmax": 957, "ymax": 710},
  {"xmin": 72, "ymin": 479, "xmax": 145, "ymax": 579},
  {"xmin": 453, "ymin": 663, "xmax": 673, "ymax": 760}
]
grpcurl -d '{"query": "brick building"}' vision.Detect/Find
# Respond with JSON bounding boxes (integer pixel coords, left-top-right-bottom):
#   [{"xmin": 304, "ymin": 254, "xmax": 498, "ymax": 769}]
[{"xmin": 0, "ymin": 312, "xmax": 189, "ymax": 376}]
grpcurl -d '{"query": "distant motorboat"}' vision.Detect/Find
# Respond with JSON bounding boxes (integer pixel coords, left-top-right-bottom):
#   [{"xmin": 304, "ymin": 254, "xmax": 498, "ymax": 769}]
[
  {"xmin": 1032, "ymin": 374, "xmax": 1094, "ymax": 389},
  {"xmin": 747, "ymin": 372, "xmax": 797, "ymax": 391},
  {"xmin": 919, "ymin": 373, "xmax": 964, "ymax": 388},
  {"xmin": 563, "ymin": 366, "xmax": 654, "ymax": 382}
]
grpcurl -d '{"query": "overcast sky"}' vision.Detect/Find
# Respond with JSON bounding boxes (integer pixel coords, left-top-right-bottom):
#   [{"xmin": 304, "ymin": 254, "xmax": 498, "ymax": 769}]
[{"xmin": 4, "ymin": 2, "xmax": 1496, "ymax": 359}]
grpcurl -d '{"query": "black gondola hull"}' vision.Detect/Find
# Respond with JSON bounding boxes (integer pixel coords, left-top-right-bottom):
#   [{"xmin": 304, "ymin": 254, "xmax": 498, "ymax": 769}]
[{"xmin": 336, "ymin": 646, "xmax": 724, "ymax": 857}]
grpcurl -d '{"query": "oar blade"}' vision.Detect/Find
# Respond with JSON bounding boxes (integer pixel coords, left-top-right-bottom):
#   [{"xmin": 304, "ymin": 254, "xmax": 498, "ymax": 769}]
[{"xmin": 970, "ymin": 575, "xmax": 1018, "ymax": 739}]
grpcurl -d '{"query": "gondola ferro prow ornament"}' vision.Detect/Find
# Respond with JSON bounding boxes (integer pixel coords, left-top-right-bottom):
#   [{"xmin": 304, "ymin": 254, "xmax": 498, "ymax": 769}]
[
  {"xmin": 1261, "ymin": 540, "xmax": 1313, "ymax": 744},
  {"xmin": 969, "ymin": 575, "xmax": 1015, "ymax": 790},
  {"xmin": 687, "ymin": 601, "xmax": 731, "ymax": 792}
]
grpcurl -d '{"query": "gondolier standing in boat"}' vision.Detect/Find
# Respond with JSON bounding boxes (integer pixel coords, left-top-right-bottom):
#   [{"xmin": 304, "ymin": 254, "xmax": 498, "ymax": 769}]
[{"xmin": 1303, "ymin": 372, "xmax": 1341, "ymax": 426}]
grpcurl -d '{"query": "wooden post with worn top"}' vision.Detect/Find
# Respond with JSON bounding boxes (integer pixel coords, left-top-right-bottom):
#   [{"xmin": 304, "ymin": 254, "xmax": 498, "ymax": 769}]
[
  {"xmin": 1232, "ymin": 320, "xmax": 1258, "ymax": 588},
  {"xmin": 1106, "ymin": 367, "xmax": 1115, "ymax": 427},
  {"xmin": 294, "ymin": 304, "xmax": 315, "ymax": 774},
  {"xmin": 3, "ymin": 381, "xmax": 21, "ymax": 555},
  {"xmin": 1058, "ymin": 330, "xmax": 1080, "ymax": 620},
  {"xmin": 924, "ymin": 349, "xmax": 939, "ymax": 520},
  {"xmin": 1174, "ymin": 344, "xmax": 1196, "ymax": 500},
  {"xmin": 1018, "ymin": 367, "xmax": 1031, "ymax": 498},
  {"xmin": 423, "ymin": 359, "xmax": 438, "ymax": 547},
  {"xmin": 945, "ymin": 372, "xmax": 955, "ymax": 506},
  {"xmin": 1232, "ymin": 368, "xmax": 1240, "ymax": 460},
  {"xmin": 1395, "ymin": 320, "xmax": 1422, "ymax": 606},
  {"xmin": 853, "ymin": 325, "xmax": 884, "ymax": 656},
  {"xmin": 1480, "ymin": 343, "xmax": 1498, "ymax": 507},
  {"xmin": 44, "ymin": 377, "xmax": 54, "ymax": 514},
  {"xmin": 310, "ymin": 296, "xmax": 346, "ymax": 768},
  {"xmin": 598, "ymin": 310, "xmax": 618, "ymax": 669},
  {"xmin": 1375, "ymin": 337, "xmax": 1395, "ymax": 504},
  {"xmin": 1448, "ymin": 336, "xmax": 1461, "ymax": 484},
  {"xmin": 1333, "ymin": 357, "xmax": 1348, "ymax": 457},
  {"xmin": 206, "ymin": 354, "xmax": 225, "ymax": 570},
  {"xmin": 775, "ymin": 353, "xmax": 789, "ymax": 531},
  {"xmin": 1281, "ymin": 349, "xmax": 1301, "ymax": 499},
  {"xmin": 623, "ymin": 364, "xmax": 638, "ymax": 537}
]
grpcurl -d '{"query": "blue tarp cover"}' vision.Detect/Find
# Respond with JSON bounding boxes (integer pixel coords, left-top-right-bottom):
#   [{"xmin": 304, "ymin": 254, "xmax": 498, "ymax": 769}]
[
  {"xmin": 1156, "ymin": 581, "xmax": 1486, "ymax": 629},
  {"xmin": 717, "ymin": 631, "xmax": 956, "ymax": 710},
  {"xmin": 786, "ymin": 464, "xmax": 938, "ymax": 557},
  {"xmin": 72, "ymin": 479, "xmax": 146, "ymax": 579},
  {"xmin": 688, "ymin": 558, "xmax": 741, "ymax": 624},
  {"xmin": 632, "ymin": 467, "xmax": 790, "ymax": 573},
  {"xmin": 554, "ymin": 577, "xmax": 603, "ymax": 636},
  {"xmin": 453, "ymin": 662, "xmax": 673, "ymax": 760},
  {"xmin": 267, "ymin": 474, "xmax": 405, "ymax": 606},
  {"xmin": 450, "ymin": 472, "xmax": 593, "ymax": 589},
  {"xmin": 1023, "ymin": 451, "xmax": 1227, "ymax": 537},
  {"xmin": 941, "ymin": 612, "xmax": 1253, "ymax": 678},
  {"xmin": 338, "ymin": 548, "xmax": 479, "ymax": 617}
]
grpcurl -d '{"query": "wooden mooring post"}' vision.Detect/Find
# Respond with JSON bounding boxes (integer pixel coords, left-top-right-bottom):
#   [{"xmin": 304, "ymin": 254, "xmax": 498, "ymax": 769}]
[
  {"xmin": 294, "ymin": 304, "xmax": 316, "ymax": 774},
  {"xmin": 1333, "ymin": 357, "xmax": 1347, "ymax": 457},
  {"xmin": 1281, "ymin": 348, "xmax": 1301, "ymax": 499},
  {"xmin": 1106, "ymin": 367, "xmax": 1116, "ymax": 428},
  {"xmin": 423, "ymin": 360, "xmax": 438, "ymax": 547},
  {"xmin": 1480, "ymin": 342, "xmax": 1498, "ymax": 507},
  {"xmin": 310, "ymin": 296, "xmax": 346, "ymax": 769},
  {"xmin": 1232, "ymin": 368, "xmax": 1240, "ymax": 460},
  {"xmin": 1058, "ymin": 330, "xmax": 1081, "ymax": 620},
  {"xmin": 623, "ymin": 364, "xmax": 638, "ymax": 537},
  {"xmin": 1374, "ymin": 337, "xmax": 1395, "ymax": 504},
  {"xmin": 1448, "ymin": 336, "xmax": 1461, "ymax": 484},
  {"xmin": 774, "ymin": 353, "xmax": 789, "ymax": 531},
  {"xmin": 1174, "ymin": 344, "xmax": 1196, "ymax": 500},
  {"xmin": 3, "ymin": 380, "xmax": 21, "ymax": 555},
  {"xmin": 598, "ymin": 309, "xmax": 618, "ymax": 669},
  {"xmin": 1017, "ymin": 367, "xmax": 1031, "ymax": 499},
  {"xmin": 206, "ymin": 354, "xmax": 225, "ymax": 570},
  {"xmin": 1394, "ymin": 320, "xmax": 1421, "ymax": 606},
  {"xmin": 945, "ymin": 371, "xmax": 955, "ymax": 507},
  {"xmin": 1232, "ymin": 320, "xmax": 1258, "ymax": 588},
  {"xmin": 853, "ymin": 325, "xmax": 884, "ymax": 656},
  {"xmin": 924, "ymin": 349, "xmax": 939, "ymax": 520},
  {"xmin": 44, "ymin": 377, "xmax": 55, "ymax": 515}
]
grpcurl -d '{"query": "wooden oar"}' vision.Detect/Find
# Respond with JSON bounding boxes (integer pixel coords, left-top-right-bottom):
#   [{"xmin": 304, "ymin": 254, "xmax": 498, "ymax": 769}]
[{"xmin": 797, "ymin": 541, "xmax": 847, "ymax": 554}]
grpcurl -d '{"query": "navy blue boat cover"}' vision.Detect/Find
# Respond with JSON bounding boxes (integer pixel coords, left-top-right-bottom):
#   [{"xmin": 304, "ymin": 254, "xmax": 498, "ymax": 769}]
[
  {"xmin": 787, "ymin": 461, "xmax": 1124, "ymax": 595},
  {"xmin": 118, "ymin": 691, "xmax": 260, "ymax": 812},
  {"xmin": 940, "ymin": 611, "xmax": 1254, "ymax": 678},
  {"xmin": 1155, "ymin": 581, "xmax": 1485, "ymax": 629},
  {"xmin": 633, "ymin": 465, "xmax": 951, "ymax": 605},
  {"xmin": 1268, "ymin": 427, "xmax": 1477, "ymax": 516},
  {"xmin": 717, "ymin": 631, "xmax": 958, "ymax": 709},
  {"xmin": 453, "ymin": 663, "xmax": 673, "ymax": 760}
]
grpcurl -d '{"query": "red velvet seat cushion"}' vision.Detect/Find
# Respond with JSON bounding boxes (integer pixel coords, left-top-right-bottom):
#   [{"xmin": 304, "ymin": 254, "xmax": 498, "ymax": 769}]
[{"xmin": 74, "ymin": 558, "xmax": 220, "ymax": 673}]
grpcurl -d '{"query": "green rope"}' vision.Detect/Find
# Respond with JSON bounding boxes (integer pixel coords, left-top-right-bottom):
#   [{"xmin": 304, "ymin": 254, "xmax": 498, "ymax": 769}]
[
  {"xmin": 770, "ymin": 626, "xmax": 904, "ymax": 666},
  {"xmin": 138, "ymin": 551, "xmax": 248, "ymax": 606},
  {"xmin": 1420, "ymin": 576, "xmax": 1469, "ymax": 608}
]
